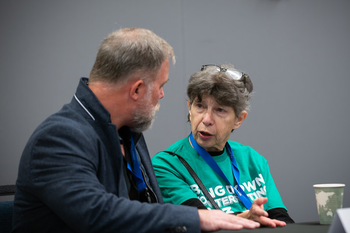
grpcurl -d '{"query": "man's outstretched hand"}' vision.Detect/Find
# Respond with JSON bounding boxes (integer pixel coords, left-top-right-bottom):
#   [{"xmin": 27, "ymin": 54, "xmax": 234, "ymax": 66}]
[{"xmin": 198, "ymin": 209, "xmax": 260, "ymax": 232}]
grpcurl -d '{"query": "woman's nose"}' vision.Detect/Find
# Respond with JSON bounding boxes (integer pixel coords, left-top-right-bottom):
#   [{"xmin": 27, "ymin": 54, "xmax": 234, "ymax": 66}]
[{"xmin": 202, "ymin": 111, "xmax": 213, "ymax": 126}]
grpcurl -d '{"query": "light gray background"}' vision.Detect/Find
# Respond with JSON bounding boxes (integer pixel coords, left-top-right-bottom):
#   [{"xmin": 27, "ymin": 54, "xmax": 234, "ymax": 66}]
[{"xmin": 1, "ymin": 0, "xmax": 349, "ymax": 223}]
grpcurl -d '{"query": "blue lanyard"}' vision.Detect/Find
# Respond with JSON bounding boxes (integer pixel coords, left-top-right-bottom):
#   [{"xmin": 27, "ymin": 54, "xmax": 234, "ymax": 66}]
[
  {"xmin": 126, "ymin": 135, "xmax": 147, "ymax": 192},
  {"xmin": 189, "ymin": 132, "xmax": 252, "ymax": 209}
]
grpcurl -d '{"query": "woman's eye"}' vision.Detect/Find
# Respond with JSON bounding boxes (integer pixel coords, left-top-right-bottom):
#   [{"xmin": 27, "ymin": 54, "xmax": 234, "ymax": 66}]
[{"xmin": 216, "ymin": 108, "xmax": 229, "ymax": 117}]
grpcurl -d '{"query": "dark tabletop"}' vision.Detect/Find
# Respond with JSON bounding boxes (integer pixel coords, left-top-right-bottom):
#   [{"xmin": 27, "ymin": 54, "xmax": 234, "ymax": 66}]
[{"xmin": 215, "ymin": 222, "xmax": 329, "ymax": 233}]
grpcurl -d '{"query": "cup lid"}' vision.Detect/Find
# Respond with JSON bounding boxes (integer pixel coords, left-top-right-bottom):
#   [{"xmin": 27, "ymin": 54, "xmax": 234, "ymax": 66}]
[{"xmin": 313, "ymin": 183, "xmax": 345, "ymax": 188}]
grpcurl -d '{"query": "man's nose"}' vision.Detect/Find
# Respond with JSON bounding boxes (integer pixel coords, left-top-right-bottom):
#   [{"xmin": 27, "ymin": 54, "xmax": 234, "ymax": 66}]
[{"xmin": 159, "ymin": 88, "xmax": 164, "ymax": 99}]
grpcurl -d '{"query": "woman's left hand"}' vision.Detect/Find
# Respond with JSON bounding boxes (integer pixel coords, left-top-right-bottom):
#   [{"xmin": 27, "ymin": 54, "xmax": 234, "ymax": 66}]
[{"xmin": 237, "ymin": 197, "xmax": 287, "ymax": 228}]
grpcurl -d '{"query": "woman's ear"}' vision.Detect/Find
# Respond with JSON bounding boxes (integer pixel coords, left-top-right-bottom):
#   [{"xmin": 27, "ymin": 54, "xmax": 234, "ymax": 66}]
[
  {"xmin": 188, "ymin": 101, "xmax": 192, "ymax": 121},
  {"xmin": 233, "ymin": 111, "xmax": 248, "ymax": 130}
]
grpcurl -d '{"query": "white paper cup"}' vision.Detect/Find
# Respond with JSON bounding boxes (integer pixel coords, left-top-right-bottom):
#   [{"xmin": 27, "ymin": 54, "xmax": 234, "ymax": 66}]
[{"xmin": 313, "ymin": 183, "xmax": 345, "ymax": 224}]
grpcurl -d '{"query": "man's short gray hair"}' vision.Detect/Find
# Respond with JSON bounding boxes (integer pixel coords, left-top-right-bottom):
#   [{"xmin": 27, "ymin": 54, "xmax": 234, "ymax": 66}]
[{"xmin": 89, "ymin": 28, "xmax": 175, "ymax": 84}]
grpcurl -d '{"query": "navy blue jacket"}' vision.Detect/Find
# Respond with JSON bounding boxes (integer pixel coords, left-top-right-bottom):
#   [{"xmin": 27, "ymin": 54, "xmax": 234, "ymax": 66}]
[{"xmin": 12, "ymin": 78, "xmax": 199, "ymax": 233}]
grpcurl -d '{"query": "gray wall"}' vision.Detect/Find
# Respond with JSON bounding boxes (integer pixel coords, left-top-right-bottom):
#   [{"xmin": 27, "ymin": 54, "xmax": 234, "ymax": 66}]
[{"xmin": 1, "ymin": 0, "xmax": 349, "ymax": 223}]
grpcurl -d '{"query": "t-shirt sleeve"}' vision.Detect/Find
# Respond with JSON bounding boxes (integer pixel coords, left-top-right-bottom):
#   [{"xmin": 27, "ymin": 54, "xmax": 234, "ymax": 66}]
[
  {"xmin": 182, "ymin": 198, "xmax": 207, "ymax": 209},
  {"xmin": 152, "ymin": 152, "xmax": 199, "ymax": 206},
  {"xmin": 267, "ymin": 208, "xmax": 295, "ymax": 223}
]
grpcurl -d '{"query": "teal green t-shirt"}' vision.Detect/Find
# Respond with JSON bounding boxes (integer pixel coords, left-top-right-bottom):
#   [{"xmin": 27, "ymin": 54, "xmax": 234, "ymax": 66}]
[{"xmin": 152, "ymin": 136, "xmax": 287, "ymax": 214}]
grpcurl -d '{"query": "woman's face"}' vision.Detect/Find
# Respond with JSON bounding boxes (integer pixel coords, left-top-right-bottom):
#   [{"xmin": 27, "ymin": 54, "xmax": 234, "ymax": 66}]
[{"xmin": 188, "ymin": 95, "xmax": 247, "ymax": 152}]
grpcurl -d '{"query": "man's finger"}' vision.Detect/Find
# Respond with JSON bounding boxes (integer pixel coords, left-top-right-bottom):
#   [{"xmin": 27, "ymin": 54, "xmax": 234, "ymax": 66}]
[
  {"xmin": 272, "ymin": 219, "xmax": 287, "ymax": 227},
  {"xmin": 258, "ymin": 216, "xmax": 277, "ymax": 228}
]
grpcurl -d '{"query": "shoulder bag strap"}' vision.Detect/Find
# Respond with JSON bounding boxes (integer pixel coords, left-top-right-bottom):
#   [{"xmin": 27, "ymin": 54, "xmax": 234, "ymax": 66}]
[{"xmin": 163, "ymin": 151, "xmax": 220, "ymax": 210}]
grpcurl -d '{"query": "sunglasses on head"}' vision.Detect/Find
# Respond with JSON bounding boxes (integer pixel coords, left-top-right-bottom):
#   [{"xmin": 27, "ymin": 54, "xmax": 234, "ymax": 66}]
[
  {"xmin": 200, "ymin": 64, "xmax": 252, "ymax": 93},
  {"xmin": 201, "ymin": 64, "xmax": 243, "ymax": 81}
]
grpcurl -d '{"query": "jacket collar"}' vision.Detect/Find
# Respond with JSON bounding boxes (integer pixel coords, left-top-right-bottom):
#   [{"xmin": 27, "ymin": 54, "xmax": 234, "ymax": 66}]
[
  {"xmin": 74, "ymin": 77, "xmax": 111, "ymax": 123},
  {"xmin": 73, "ymin": 77, "xmax": 142, "ymax": 144}
]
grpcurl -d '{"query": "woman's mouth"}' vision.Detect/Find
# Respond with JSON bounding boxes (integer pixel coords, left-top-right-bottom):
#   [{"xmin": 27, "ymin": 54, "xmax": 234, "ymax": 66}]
[{"xmin": 199, "ymin": 131, "xmax": 213, "ymax": 139}]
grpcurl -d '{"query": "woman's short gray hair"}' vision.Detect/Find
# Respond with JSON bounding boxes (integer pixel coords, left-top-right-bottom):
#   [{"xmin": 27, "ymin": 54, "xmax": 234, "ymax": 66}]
[
  {"xmin": 89, "ymin": 28, "xmax": 175, "ymax": 84},
  {"xmin": 187, "ymin": 64, "xmax": 253, "ymax": 119}
]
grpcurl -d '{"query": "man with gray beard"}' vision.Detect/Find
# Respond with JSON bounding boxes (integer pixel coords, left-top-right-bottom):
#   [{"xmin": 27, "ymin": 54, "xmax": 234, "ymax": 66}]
[{"xmin": 12, "ymin": 28, "xmax": 259, "ymax": 233}]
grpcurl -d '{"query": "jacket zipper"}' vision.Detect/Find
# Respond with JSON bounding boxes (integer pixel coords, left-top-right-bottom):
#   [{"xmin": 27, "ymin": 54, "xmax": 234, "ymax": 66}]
[
  {"xmin": 140, "ymin": 167, "xmax": 158, "ymax": 203},
  {"xmin": 134, "ymin": 134, "xmax": 159, "ymax": 203}
]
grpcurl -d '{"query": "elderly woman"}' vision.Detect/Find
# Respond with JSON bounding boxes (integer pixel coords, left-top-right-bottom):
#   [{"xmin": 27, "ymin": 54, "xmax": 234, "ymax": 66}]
[{"xmin": 152, "ymin": 64, "xmax": 294, "ymax": 227}]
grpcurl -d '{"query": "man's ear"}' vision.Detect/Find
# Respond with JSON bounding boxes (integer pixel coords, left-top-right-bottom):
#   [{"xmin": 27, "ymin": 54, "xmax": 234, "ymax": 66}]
[
  {"xmin": 233, "ymin": 111, "xmax": 248, "ymax": 130},
  {"xmin": 130, "ymin": 80, "xmax": 144, "ymax": 101}
]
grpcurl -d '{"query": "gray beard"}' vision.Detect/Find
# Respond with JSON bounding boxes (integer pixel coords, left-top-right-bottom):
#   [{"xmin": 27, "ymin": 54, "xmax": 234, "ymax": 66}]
[
  {"xmin": 130, "ymin": 103, "xmax": 159, "ymax": 133},
  {"xmin": 130, "ymin": 113, "xmax": 155, "ymax": 133}
]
